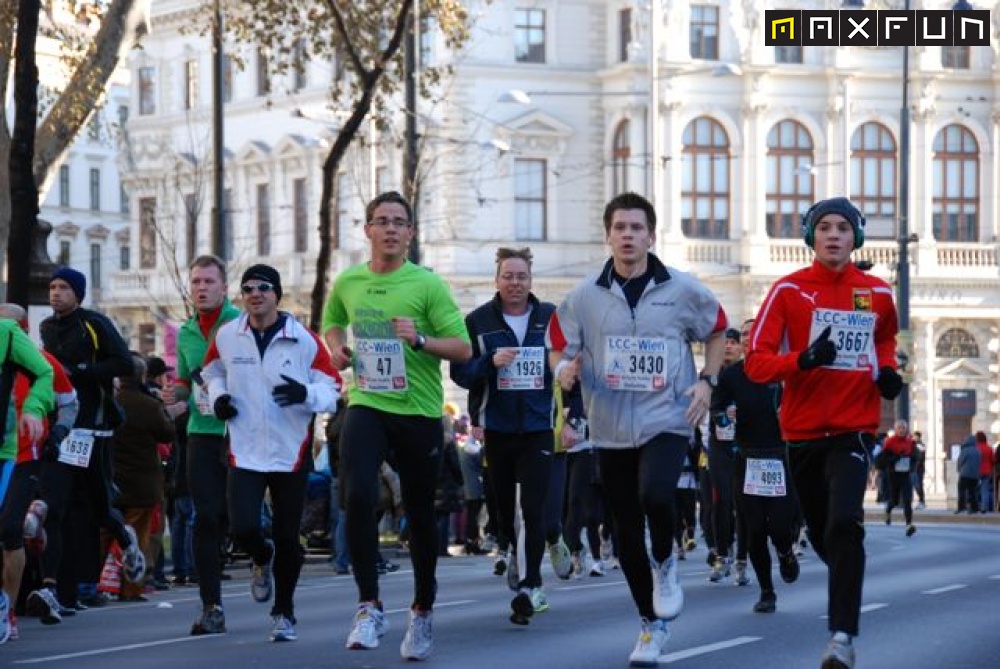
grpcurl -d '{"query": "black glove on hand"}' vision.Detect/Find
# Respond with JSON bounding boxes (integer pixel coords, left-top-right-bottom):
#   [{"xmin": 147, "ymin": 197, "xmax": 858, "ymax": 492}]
[
  {"xmin": 876, "ymin": 367, "xmax": 904, "ymax": 400},
  {"xmin": 272, "ymin": 374, "xmax": 308, "ymax": 407},
  {"xmin": 42, "ymin": 424, "xmax": 70, "ymax": 462},
  {"xmin": 213, "ymin": 394, "xmax": 238, "ymax": 420},
  {"xmin": 797, "ymin": 325, "xmax": 837, "ymax": 370}
]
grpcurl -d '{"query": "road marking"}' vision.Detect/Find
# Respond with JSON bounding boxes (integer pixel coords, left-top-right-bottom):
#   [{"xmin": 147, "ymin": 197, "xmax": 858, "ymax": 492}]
[
  {"xmin": 560, "ymin": 581, "xmax": 627, "ymax": 592},
  {"xmin": 386, "ymin": 599, "xmax": 476, "ymax": 615},
  {"xmin": 13, "ymin": 636, "xmax": 212, "ymax": 664},
  {"xmin": 820, "ymin": 602, "xmax": 887, "ymax": 620},
  {"xmin": 922, "ymin": 584, "xmax": 967, "ymax": 595},
  {"xmin": 661, "ymin": 636, "xmax": 762, "ymax": 663}
]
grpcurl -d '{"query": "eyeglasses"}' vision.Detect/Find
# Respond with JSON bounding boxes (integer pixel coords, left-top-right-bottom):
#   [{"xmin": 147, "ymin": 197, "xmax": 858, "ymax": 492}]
[
  {"xmin": 241, "ymin": 282, "xmax": 275, "ymax": 294},
  {"xmin": 368, "ymin": 217, "xmax": 412, "ymax": 229}
]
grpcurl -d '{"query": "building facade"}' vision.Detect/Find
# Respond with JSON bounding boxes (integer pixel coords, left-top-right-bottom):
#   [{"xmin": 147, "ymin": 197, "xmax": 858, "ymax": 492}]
[{"xmin": 114, "ymin": 0, "xmax": 1000, "ymax": 498}]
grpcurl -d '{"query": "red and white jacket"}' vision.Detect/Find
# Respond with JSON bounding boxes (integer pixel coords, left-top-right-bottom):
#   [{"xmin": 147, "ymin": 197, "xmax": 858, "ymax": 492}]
[
  {"xmin": 745, "ymin": 260, "xmax": 898, "ymax": 442},
  {"xmin": 202, "ymin": 312, "xmax": 341, "ymax": 472}
]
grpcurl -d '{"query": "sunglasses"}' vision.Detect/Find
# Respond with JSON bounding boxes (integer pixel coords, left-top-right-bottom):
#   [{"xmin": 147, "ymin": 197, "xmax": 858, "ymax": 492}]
[{"xmin": 241, "ymin": 282, "xmax": 275, "ymax": 294}]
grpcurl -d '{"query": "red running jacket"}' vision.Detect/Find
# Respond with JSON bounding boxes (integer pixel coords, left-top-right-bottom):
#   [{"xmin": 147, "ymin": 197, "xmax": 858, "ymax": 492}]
[{"xmin": 745, "ymin": 259, "xmax": 898, "ymax": 442}]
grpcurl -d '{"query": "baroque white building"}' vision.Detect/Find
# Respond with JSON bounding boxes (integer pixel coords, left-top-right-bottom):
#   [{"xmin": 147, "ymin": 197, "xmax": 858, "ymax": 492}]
[{"xmin": 113, "ymin": 0, "xmax": 1000, "ymax": 499}]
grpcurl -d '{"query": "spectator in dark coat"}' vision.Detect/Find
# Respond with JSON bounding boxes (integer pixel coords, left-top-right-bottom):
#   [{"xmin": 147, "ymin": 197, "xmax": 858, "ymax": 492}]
[
  {"xmin": 956, "ymin": 436, "xmax": 981, "ymax": 514},
  {"xmin": 435, "ymin": 422, "xmax": 464, "ymax": 557},
  {"xmin": 112, "ymin": 354, "xmax": 176, "ymax": 600}
]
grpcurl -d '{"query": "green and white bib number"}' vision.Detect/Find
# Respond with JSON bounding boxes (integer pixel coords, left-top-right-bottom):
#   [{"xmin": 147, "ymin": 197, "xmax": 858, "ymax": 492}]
[
  {"xmin": 354, "ymin": 338, "xmax": 408, "ymax": 392},
  {"xmin": 193, "ymin": 383, "xmax": 213, "ymax": 416},
  {"xmin": 497, "ymin": 347, "xmax": 545, "ymax": 391},
  {"xmin": 808, "ymin": 308, "xmax": 877, "ymax": 372},
  {"xmin": 743, "ymin": 458, "xmax": 786, "ymax": 497},
  {"xmin": 58, "ymin": 429, "xmax": 96, "ymax": 468},
  {"xmin": 604, "ymin": 336, "xmax": 667, "ymax": 391}
]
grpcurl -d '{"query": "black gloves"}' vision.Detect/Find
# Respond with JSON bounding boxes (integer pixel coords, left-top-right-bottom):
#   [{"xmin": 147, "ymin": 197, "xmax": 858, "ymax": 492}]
[
  {"xmin": 798, "ymin": 325, "xmax": 837, "ymax": 370},
  {"xmin": 42, "ymin": 424, "xmax": 70, "ymax": 462},
  {"xmin": 213, "ymin": 394, "xmax": 238, "ymax": 420},
  {"xmin": 876, "ymin": 367, "xmax": 904, "ymax": 400},
  {"xmin": 272, "ymin": 374, "xmax": 308, "ymax": 407}
]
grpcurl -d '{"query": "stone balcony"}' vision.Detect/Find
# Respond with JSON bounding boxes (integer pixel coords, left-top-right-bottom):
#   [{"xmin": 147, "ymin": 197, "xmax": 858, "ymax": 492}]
[{"xmin": 681, "ymin": 238, "xmax": 1000, "ymax": 282}]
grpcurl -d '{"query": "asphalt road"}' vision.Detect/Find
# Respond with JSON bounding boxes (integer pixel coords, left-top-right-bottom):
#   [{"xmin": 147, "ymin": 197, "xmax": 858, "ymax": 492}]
[{"xmin": 4, "ymin": 521, "xmax": 999, "ymax": 668}]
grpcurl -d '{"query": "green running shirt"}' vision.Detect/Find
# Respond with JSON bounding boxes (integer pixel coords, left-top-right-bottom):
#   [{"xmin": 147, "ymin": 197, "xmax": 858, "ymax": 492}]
[{"xmin": 322, "ymin": 261, "xmax": 468, "ymax": 418}]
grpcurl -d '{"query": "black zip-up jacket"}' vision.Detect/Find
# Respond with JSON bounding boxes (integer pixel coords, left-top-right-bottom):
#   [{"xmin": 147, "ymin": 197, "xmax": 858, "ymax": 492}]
[
  {"xmin": 40, "ymin": 307, "xmax": 132, "ymax": 430},
  {"xmin": 450, "ymin": 293, "xmax": 555, "ymax": 434},
  {"xmin": 710, "ymin": 359, "xmax": 783, "ymax": 450}
]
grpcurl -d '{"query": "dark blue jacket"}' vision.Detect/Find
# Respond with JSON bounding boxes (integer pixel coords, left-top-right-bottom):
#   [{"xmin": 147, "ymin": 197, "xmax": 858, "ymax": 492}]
[{"xmin": 450, "ymin": 293, "xmax": 555, "ymax": 434}]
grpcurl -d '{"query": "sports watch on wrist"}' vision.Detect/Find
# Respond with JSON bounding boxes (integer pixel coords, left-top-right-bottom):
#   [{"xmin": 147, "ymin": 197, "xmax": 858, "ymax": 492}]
[
  {"xmin": 698, "ymin": 372, "xmax": 718, "ymax": 388},
  {"xmin": 412, "ymin": 333, "xmax": 427, "ymax": 351}
]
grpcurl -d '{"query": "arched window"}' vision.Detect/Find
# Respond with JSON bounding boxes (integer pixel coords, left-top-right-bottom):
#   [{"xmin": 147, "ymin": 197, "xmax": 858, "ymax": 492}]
[
  {"xmin": 936, "ymin": 328, "xmax": 980, "ymax": 358},
  {"xmin": 681, "ymin": 117, "xmax": 730, "ymax": 239},
  {"xmin": 766, "ymin": 120, "xmax": 814, "ymax": 238},
  {"xmin": 850, "ymin": 122, "xmax": 896, "ymax": 233},
  {"xmin": 612, "ymin": 120, "xmax": 630, "ymax": 194},
  {"xmin": 932, "ymin": 125, "xmax": 979, "ymax": 242}
]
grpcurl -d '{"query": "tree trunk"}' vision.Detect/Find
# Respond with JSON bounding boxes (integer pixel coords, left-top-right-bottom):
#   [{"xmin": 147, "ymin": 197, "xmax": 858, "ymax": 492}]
[
  {"xmin": 7, "ymin": 0, "xmax": 40, "ymax": 307},
  {"xmin": 309, "ymin": 80, "xmax": 379, "ymax": 333}
]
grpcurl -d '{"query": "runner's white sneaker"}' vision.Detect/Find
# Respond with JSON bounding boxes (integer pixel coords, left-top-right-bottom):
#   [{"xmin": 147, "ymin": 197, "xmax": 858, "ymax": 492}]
[
  {"xmin": 0, "ymin": 591, "xmax": 11, "ymax": 645},
  {"xmin": 270, "ymin": 614, "xmax": 297, "ymax": 642},
  {"xmin": 548, "ymin": 537, "xmax": 572, "ymax": 580},
  {"xmin": 346, "ymin": 602, "xmax": 388, "ymax": 650},
  {"xmin": 529, "ymin": 587, "xmax": 549, "ymax": 613},
  {"xmin": 251, "ymin": 539, "xmax": 275, "ymax": 603},
  {"xmin": 821, "ymin": 636, "xmax": 855, "ymax": 669},
  {"xmin": 400, "ymin": 608, "xmax": 433, "ymax": 661},
  {"xmin": 628, "ymin": 618, "xmax": 670, "ymax": 667},
  {"xmin": 651, "ymin": 555, "xmax": 684, "ymax": 620}
]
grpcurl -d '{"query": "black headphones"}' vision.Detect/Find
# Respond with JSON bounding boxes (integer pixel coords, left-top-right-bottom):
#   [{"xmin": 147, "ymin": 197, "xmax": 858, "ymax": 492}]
[{"xmin": 801, "ymin": 198, "xmax": 866, "ymax": 250}]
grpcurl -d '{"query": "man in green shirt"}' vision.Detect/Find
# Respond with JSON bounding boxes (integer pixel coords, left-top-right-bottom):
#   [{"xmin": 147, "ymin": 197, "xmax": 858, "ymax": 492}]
[
  {"xmin": 168, "ymin": 255, "xmax": 240, "ymax": 636},
  {"xmin": 323, "ymin": 191, "xmax": 471, "ymax": 661}
]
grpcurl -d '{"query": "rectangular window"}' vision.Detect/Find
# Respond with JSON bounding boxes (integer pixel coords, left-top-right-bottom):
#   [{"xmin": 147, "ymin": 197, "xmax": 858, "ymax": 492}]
[
  {"xmin": 89, "ymin": 168, "xmax": 101, "ymax": 211},
  {"xmin": 120, "ymin": 184, "xmax": 129, "ymax": 214},
  {"xmin": 223, "ymin": 188, "xmax": 234, "ymax": 260},
  {"xmin": 619, "ymin": 9, "xmax": 633, "ymax": 62},
  {"xmin": 138, "ymin": 66, "xmax": 156, "ymax": 115},
  {"xmin": 59, "ymin": 165, "xmax": 70, "ymax": 207},
  {"xmin": 139, "ymin": 197, "xmax": 157, "ymax": 268},
  {"xmin": 88, "ymin": 114, "xmax": 101, "ymax": 141},
  {"xmin": 120, "ymin": 245, "xmax": 130, "ymax": 271},
  {"xmin": 58, "ymin": 240, "xmax": 71, "ymax": 266},
  {"xmin": 138, "ymin": 323, "xmax": 155, "ymax": 355},
  {"xmin": 223, "ymin": 56, "xmax": 233, "ymax": 103},
  {"xmin": 775, "ymin": 45, "xmax": 803, "ymax": 64},
  {"xmin": 514, "ymin": 8, "xmax": 546, "ymax": 63},
  {"xmin": 376, "ymin": 166, "xmax": 390, "ymax": 194},
  {"xmin": 257, "ymin": 183, "xmax": 271, "ymax": 256},
  {"xmin": 185, "ymin": 193, "xmax": 198, "ymax": 263},
  {"xmin": 256, "ymin": 49, "xmax": 270, "ymax": 97},
  {"xmin": 90, "ymin": 243, "xmax": 102, "ymax": 290},
  {"xmin": 185, "ymin": 59, "xmax": 198, "ymax": 110},
  {"xmin": 293, "ymin": 178, "xmax": 308, "ymax": 253},
  {"xmin": 942, "ymin": 45, "xmax": 970, "ymax": 69},
  {"xmin": 690, "ymin": 5, "xmax": 719, "ymax": 60},
  {"xmin": 514, "ymin": 159, "xmax": 547, "ymax": 241},
  {"xmin": 420, "ymin": 16, "xmax": 434, "ymax": 67},
  {"xmin": 292, "ymin": 39, "xmax": 307, "ymax": 91}
]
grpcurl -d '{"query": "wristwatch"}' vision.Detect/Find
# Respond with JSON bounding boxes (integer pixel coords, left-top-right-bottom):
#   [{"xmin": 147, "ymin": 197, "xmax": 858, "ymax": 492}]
[
  {"xmin": 698, "ymin": 372, "xmax": 718, "ymax": 388},
  {"xmin": 412, "ymin": 333, "xmax": 427, "ymax": 351}
]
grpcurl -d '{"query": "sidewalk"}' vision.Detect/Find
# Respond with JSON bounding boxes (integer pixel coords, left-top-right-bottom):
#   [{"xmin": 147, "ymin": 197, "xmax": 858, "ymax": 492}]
[{"xmin": 863, "ymin": 500, "xmax": 1000, "ymax": 526}]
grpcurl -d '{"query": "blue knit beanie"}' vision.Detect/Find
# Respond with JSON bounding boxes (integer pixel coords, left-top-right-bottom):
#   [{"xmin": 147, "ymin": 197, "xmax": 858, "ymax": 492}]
[{"xmin": 51, "ymin": 266, "xmax": 87, "ymax": 304}]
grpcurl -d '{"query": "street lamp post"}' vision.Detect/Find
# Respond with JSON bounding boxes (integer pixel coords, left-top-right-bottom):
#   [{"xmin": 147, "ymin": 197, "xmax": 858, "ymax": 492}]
[
  {"xmin": 896, "ymin": 0, "xmax": 911, "ymax": 423},
  {"xmin": 211, "ymin": 0, "xmax": 226, "ymax": 260}
]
